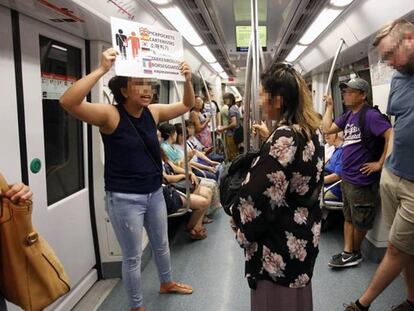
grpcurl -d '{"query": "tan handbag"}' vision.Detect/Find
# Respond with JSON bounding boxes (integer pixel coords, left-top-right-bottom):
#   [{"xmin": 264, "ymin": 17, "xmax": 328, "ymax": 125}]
[{"xmin": 0, "ymin": 173, "xmax": 70, "ymax": 311}]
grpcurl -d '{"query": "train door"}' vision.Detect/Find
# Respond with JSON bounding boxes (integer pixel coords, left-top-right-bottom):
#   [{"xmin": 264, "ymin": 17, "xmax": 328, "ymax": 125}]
[{"xmin": 7, "ymin": 14, "xmax": 97, "ymax": 310}]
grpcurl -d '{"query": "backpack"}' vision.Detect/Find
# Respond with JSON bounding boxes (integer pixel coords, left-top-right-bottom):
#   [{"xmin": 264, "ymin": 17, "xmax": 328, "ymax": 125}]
[
  {"xmin": 345, "ymin": 104, "xmax": 391, "ymax": 161},
  {"xmin": 219, "ymin": 150, "xmax": 259, "ymax": 216}
]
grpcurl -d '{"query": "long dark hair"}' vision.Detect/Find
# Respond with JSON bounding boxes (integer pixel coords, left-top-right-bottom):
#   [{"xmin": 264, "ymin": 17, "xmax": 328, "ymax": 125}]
[
  {"xmin": 261, "ymin": 62, "xmax": 320, "ymax": 139},
  {"xmin": 108, "ymin": 76, "xmax": 128, "ymax": 105}
]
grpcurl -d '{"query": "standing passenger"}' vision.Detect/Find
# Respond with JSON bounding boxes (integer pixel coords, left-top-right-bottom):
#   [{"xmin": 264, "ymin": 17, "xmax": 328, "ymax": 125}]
[
  {"xmin": 323, "ymin": 78, "xmax": 392, "ymax": 268},
  {"xmin": 217, "ymin": 92, "xmax": 241, "ymax": 161},
  {"xmin": 190, "ymin": 95, "xmax": 212, "ymax": 148},
  {"xmin": 59, "ymin": 48, "xmax": 193, "ymax": 311},
  {"xmin": 231, "ymin": 63, "xmax": 324, "ymax": 311},
  {"xmin": 344, "ymin": 19, "xmax": 414, "ymax": 311}
]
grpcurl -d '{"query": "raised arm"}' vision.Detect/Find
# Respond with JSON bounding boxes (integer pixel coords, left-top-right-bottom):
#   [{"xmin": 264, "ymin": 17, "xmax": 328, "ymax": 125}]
[
  {"xmin": 149, "ymin": 62, "xmax": 195, "ymax": 124},
  {"xmin": 59, "ymin": 48, "xmax": 118, "ymax": 131},
  {"xmin": 322, "ymin": 95, "xmax": 341, "ymax": 134}
]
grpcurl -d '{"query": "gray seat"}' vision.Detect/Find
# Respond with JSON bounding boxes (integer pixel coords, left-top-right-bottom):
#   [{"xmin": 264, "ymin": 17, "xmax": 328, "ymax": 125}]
[{"xmin": 321, "ymin": 180, "xmax": 343, "ymax": 211}]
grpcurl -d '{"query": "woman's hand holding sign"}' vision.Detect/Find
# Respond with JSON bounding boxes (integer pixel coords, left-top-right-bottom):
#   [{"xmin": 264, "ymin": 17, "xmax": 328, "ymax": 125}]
[
  {"xmin": 179, "ymin": 62, "xmax": 192, "ymax": 82},
  {"xmin": 100, "ymin": 48, "xmax": 119, "ymax": 73}
]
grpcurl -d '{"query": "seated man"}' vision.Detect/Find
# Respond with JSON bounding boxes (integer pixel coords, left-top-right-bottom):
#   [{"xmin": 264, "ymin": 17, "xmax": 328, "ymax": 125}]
[{"xmin": 324, "ymin": 132, "xmax": 344, "ymax": 201}]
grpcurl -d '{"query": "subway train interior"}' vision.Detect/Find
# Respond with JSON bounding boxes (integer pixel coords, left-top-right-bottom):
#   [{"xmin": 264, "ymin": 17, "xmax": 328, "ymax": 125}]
[{"xmin": 0, "ymin": 0, "xmax": 413, "ymax": 310}]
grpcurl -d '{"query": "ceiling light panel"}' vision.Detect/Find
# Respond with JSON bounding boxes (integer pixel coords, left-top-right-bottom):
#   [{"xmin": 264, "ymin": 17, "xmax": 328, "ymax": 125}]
[
  {"xmin": 194, "ymin": 45, "xmax": 217, "ymax": 63},
  {"xmin": 298, "ymin": 8, "xmax": 342, "ymax": 45},
  {"xmin": 210, "ymin": 62, "xmax": 224, "ymax": 73},
  {"xmin": 330, "ymin": 0, "xmax": 354, "ymax": 7},
  {"xmin": 285, "ymin": 44, "xmax": 308, "ymax": 62},
  {"xmin": 159, "ymin": 6, "xmax": 203, "ymax": 46}
]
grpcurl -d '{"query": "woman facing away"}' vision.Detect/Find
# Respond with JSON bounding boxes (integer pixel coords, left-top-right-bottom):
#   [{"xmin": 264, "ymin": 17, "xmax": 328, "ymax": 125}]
[
  {"xmin": 60, "ymin": 48, "xmax": 193, "ymax": 311},
  {"xmin": 231, "ymin": 62, "xmax": 324, "ymax": 311}
]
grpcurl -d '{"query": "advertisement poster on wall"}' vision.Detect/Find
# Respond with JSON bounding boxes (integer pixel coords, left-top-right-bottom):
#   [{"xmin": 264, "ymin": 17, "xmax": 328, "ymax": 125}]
[{"xmin": 111, "ymin": 16, "xmax": 185, "ymax": 81}]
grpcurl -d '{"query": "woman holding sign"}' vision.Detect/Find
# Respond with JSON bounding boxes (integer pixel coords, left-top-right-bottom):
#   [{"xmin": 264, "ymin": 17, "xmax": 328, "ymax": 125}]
[{"xmin": 60, "ymin": 48, "xmax": 193, "ymax": 311}]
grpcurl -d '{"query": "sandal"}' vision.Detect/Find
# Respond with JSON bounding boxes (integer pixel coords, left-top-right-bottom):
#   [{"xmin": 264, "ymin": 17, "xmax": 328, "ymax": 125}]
[
  {"xmin": 202, "ymin": 216, "xmax": 214, "ymax": 224},
  {"xmin": 160, "ymin": 281, "xmax": 193, "ymax": 294},
  {"xmin": 189, "ymin": 227, "xmax": 207, "ymax": 240}
]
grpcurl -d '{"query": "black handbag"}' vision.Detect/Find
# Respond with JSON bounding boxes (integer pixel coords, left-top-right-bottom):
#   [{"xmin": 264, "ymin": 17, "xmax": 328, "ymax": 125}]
[
  {"xmin": 171, "ymin": 179, "xmax": 197, "ymax": 194},
  {"xmin": 162, "ymin": 185, "xmax": 183, "ymax": 215}
]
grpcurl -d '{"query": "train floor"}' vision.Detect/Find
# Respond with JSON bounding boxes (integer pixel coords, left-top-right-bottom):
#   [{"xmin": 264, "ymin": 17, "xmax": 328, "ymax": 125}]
[{"xmin": 97, "ymin": 210, "xmax": 405, "ymax": 311}]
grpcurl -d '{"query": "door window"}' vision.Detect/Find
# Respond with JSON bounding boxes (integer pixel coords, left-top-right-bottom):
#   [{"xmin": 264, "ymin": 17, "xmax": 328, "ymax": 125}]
[{"xmin": 39, "ymin": 36, "xmax": 84, "ymax": 205}]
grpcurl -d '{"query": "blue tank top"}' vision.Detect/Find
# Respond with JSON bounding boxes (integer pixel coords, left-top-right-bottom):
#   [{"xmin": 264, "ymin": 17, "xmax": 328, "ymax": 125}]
[{"xmin": 101, "ymin": 105, "xmax": 162, "ymax": 194}]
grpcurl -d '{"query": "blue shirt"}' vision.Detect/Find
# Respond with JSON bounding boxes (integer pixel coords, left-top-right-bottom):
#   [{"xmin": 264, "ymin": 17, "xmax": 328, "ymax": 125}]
[
  {"xmin": 325, "ymin": 145, "xmax": 343, "ymax": 199},
  {"xmin": 385, "ymin": 71, "xmax": 414, "ymax": 181},
  {"xmin": 161, "ymin": 142, "xmax": 182, "ymax": 164}
]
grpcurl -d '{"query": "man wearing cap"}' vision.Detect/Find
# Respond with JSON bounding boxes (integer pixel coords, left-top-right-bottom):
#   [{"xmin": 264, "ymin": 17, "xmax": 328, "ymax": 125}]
[
  {"xmin": 323, "ymin": 77, "xmax": 392, "ymax": 268},
  {"xmin": 344, "ymin": 19, "xmax": 414, "ymax": 311}
]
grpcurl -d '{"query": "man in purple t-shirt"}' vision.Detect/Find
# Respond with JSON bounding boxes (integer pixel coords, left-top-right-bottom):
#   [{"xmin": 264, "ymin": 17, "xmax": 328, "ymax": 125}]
[{"xmin": 322, "ymin": 77, "xmax": 392, "ymax": 268}]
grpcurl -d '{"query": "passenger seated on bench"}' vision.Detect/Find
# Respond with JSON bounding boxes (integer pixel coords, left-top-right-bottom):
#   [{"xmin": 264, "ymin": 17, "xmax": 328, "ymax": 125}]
[
  {"xmin": 159, "ymin": 123, "xmax": 217, "ymax": 180},
  {"xmin": 158, "ymin": 142, "xmax": 212, "ymax": 240},
  {"xmin": 174, "ymin": 123, "xmax": 222, "ymax": 181},
  {"xmin": 324, "ymin": 132, "xmax": 344, "ymax": 201},
  {"xmin": 185, "ymin": 120, "xmax": 224, "ymax": 163}
]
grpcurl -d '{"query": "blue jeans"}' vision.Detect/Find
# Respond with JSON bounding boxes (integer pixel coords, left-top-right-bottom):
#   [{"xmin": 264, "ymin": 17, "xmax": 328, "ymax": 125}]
[{"xmin": 105, "ymin": 187, "xmax": 172, "ymax": 308}]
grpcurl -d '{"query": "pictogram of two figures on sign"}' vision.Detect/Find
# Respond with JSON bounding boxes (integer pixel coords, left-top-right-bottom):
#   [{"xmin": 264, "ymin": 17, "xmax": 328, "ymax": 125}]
[{"xmin": 116, "ymin": 29, "xmax": 140, "ymax": 60}]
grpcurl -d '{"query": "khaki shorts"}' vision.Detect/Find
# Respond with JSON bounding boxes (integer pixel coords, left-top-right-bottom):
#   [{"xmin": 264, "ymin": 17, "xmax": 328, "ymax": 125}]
[
  {"xmin": 225, "ymin": 135, "xmax": 240, "ymax": 161},
  {"xmin": 380, "ymin": 168, "xmax": 414, "ymax": 256},
  {"xmin": 341, "ymin": 180, "xmax": 380, "ymax": 230}
]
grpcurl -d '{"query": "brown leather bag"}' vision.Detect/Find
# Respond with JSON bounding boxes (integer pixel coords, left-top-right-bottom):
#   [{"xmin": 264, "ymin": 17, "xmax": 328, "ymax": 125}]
[{"xmin": 0, "ymin": 173, "xmax": 70, "ymax": 311}]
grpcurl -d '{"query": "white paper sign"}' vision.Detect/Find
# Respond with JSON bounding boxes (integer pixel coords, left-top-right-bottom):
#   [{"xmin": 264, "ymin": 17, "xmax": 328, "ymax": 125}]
[{"xmin": 111, "ymin": 16, "xmax": 184, "ymax": 81}]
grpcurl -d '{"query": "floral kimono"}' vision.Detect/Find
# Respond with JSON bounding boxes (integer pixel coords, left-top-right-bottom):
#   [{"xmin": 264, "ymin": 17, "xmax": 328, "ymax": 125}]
[{"xmin": 231, "ymin": 125, "xmax": 324, "ymax": 289}]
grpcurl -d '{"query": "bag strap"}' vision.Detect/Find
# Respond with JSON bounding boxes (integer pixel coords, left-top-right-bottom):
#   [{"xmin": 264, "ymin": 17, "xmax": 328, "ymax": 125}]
[
  {"xmin": 0, "ymin": 173, "xmax": 9, "ymax": 194},
  {"xmin": 121, "ymin": 106, "xmax": 162, "ymax": 173}
]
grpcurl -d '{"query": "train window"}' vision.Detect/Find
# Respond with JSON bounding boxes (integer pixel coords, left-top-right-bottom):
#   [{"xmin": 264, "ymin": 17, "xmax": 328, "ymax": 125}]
[{"xmin": 39, "ymin": 36, "xmax": 85, "ymax": 205}]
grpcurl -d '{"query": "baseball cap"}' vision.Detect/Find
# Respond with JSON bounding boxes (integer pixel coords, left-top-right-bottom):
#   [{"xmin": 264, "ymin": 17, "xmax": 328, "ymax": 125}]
[{"xmin": 339, "ymin": 78, "xmax": 370, "ymax": 93}]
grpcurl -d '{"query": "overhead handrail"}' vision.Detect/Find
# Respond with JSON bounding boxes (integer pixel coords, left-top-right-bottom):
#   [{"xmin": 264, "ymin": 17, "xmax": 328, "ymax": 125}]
[
  {"xmin": 325, "ymin": 38, "xmax": 346, "ymax": 96},
  {"xmin": 198, "ymin": 70, "xmax": 217, "ymax": 154}
]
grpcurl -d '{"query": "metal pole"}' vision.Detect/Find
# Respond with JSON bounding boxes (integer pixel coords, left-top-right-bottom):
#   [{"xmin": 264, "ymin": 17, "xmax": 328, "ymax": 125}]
[
  {"xmin": 198, "ymin": 70, "xmax": 217, "ymax": 154},
  {"xmin": 325, "ymin": 38, "xmax": 345, "ymax": 95},
  {"xmin": 259, "ymin": 38, "xmax": 266, "ymax": 72},
  {"xmin": 173, "ymin": 81, "xmax": 191, "ymax": 207},
  {"xmin": 251, "ymin": 0, "xmax": 261, "ymax": 149},
  {"xmin": 243, "ymin": 38, "xmax": 253, "ymax": 153}
]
